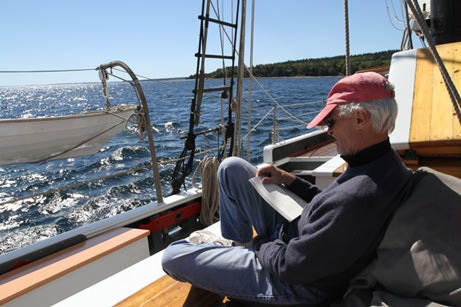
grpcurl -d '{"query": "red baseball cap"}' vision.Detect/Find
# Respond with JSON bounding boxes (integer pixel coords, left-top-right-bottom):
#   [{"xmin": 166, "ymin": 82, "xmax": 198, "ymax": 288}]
[{"xmin": 307, "ymin": 72, "xmax": 395, "ymax": 129}]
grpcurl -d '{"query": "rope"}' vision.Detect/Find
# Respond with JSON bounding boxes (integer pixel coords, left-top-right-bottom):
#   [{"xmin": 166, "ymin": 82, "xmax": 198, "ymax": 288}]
[
  {"xmin": 385, "ymin": 0, "xmax": 406, "ymax": 31},
  {"xmin": 125, "ymin": 107, "xmax": 147, "ymax": 140},
  {"xmin": 344, "ymin": 0, "xmax": 351, "ymax": 76},
  {"xmin": 243, "ymin": 66, "xmax": 309, "ymax": 126},
  {"xmin": 401, "ymin": 2, "xmax": 413, "ymax": 50},
  {"xmin": 98, "ymin": 69, "xmax": 111, "ymax": 110},
  {"xmin": 191, "ymin": 156, "xmax": 220, "ymax": 226},
  {"xmin": 0, "ymin": 68, "xmax": 94, "ymax": 74}
]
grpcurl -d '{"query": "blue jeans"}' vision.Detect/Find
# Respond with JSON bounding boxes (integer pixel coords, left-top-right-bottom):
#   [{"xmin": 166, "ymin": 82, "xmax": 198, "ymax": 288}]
[{"xmin": 161, "ymin": 157, "xmax": 328, "ymax": 305}]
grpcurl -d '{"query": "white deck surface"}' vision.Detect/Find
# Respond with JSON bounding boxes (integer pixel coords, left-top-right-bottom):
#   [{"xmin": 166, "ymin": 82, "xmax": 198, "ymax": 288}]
[
  {"xmin": 53, "ymin": 222, "xmax": 221, "ymax": 307},
  {"xmin": 389, "ymin": 49, "xmax": 416, "ymax": 151}
]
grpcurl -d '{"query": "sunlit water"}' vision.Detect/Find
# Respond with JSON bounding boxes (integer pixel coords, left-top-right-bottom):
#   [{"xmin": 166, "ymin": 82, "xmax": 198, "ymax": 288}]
[{"xmin": 0, "ymin": 77, "xmax": 339, "ymax": 253}]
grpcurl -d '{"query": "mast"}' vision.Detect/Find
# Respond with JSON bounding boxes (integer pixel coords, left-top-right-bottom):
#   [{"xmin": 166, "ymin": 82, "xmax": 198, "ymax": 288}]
[
  {"xmin": 430, "ymin": 0, "xmax": 461, "ymax": 45},
  {"xmin": 246, "ymin": 0, "xmax": 255, "ymax": 161},
  {"xmin": 233, "ymin": 0, "xmax": 247, "ymax": 157}
]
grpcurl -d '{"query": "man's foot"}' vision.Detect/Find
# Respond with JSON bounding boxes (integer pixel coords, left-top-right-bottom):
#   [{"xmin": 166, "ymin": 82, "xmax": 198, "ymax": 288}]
[{"xmin": 188, "ymin": 230, "xmax": 233, "ymax": 246}]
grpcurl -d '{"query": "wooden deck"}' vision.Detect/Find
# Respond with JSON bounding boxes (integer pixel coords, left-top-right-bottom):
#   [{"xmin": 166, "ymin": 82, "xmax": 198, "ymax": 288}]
[
  {"xmin": 114, "ymin": 275, "xmax": 245, "ymax": 307},
  {"xmin": 300, "ymin": 141, "xmax": 338, "ymax": 157}
]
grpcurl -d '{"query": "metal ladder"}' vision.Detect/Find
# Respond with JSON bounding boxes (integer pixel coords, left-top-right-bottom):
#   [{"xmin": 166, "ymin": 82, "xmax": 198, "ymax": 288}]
[{"xmin": 171, "ymin": 0, "xmax": 241, "ymax": 194}]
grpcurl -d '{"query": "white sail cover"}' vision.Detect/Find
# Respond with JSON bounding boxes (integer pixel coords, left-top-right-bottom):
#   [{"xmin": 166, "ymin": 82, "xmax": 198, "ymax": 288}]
[{"xmin": 0, "ymin": 105, "xmax": 137, "ymax": 165}]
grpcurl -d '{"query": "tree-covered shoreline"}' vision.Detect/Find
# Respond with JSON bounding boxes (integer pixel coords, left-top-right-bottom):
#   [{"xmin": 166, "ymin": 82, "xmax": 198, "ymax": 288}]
[{"xmin": 190, "ymin": 50, "xmax": 397, "ymax": 79}]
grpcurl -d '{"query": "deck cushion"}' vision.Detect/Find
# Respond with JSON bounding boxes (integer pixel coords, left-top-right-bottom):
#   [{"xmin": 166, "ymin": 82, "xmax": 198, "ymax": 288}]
[{"xmin": 338, "ymin": 167, "xmax": 461, "ymax": 306}]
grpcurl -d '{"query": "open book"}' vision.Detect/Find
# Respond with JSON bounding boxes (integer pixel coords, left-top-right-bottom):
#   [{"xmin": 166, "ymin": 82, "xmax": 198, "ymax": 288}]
[{"xmin": 249, "ymin": 176, "xmax": 308, "ymax": 222}]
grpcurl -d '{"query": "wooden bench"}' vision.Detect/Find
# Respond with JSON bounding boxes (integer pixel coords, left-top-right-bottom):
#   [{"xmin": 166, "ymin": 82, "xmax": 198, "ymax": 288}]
[
  {"xmin": 113, "ymin": 273, "xmax": 251, "ymax": 306},
  {"xmin": 114, "ymin": 275, "xmax": 226, "ymax": 306},
  {"xmin": 0, "ymin": 227, "xmax": 150, "ymax": 307}
]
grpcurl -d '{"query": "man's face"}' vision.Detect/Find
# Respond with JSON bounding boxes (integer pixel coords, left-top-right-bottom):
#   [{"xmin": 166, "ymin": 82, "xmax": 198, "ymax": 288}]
[{"xmin": 325, "ymin": 108, "xmax": 363, "ymax": 156}]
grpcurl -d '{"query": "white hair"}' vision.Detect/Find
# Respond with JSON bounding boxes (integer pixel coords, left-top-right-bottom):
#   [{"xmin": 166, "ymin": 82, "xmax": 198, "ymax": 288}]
[{"xmin": 336, "ymin": 97, "xmax": 398, "ymax": 134}]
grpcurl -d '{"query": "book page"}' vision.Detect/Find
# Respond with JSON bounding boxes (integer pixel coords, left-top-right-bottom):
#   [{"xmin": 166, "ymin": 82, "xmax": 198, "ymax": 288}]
[{"xmin": 249, "ymin": 176, "xmax": 308, "ymax": 222}]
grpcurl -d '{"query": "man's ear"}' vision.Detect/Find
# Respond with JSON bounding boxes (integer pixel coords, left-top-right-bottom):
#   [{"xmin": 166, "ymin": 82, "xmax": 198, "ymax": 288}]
[{"xmin": 354, "ymin": 109, "xmax": 369, "ymax": 126}]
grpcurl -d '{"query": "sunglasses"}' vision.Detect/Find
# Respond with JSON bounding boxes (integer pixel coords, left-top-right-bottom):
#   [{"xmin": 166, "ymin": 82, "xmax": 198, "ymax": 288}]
[{"xmin": 324, "ymin": 117, "xmax": 335, "ymax": 128}]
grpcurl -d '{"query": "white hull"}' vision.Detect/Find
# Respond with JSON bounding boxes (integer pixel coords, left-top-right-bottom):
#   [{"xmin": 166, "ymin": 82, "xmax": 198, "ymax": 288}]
[{"xmin": 0, "ymin": 105, "xmax": 137, "ymax": 165}]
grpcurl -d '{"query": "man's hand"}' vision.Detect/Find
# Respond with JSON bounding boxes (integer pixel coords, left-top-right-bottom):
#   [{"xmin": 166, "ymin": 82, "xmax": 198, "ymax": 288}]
[{"xmin": 256, "ymin": 164, "xmax": 295, "ymax": 186}]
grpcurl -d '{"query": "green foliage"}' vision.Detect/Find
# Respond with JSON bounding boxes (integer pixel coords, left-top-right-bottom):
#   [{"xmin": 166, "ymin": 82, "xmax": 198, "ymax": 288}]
[{"xmin": 189, "ymin": 50, "xmax": 397, "ymax": 79}]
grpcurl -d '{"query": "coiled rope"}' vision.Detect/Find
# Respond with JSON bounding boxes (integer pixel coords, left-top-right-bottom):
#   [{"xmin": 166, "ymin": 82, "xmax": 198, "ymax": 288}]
[
  {"xmin": 191, "ymin": 156, "xmax": 220, "ymax": 226},
  {"xmin": 125, "ymin": 107, "xmax": 147, "ymax": 140}
]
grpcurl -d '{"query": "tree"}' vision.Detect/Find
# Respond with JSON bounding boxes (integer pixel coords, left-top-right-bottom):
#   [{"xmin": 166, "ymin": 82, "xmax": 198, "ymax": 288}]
[{"xmin": 188, "ymin": 50, "xmax": 398, "ymax": 79}]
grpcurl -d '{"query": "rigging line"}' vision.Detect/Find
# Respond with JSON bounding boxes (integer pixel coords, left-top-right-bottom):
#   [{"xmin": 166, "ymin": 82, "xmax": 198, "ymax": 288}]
[
  {"xmin": 402, "ymin": 2, "xmax": 413, "ymax": 49},
  {"xmin": 389, "ymin": 0, "xmax": 405, "ymax": 24},
  {"xmin": 344, "ymin": 0, "xmax": 351, "ymax": 76},
  {"xmin": 385, "ymin": 0, "xmax": 405, "ymax": 31},
  {"xmin": 244, "ymin": 64, "xmax": 309, "ymax": 125},
  {"xmin": 277, "ymin": 123, "xmax": 310, "ymax": 131},
  {"xmin": 107, "ymin": 66, "xmax": 230, "ymax": 109},
  {"xmin": 280, "ymin": 100, "xmax": 325, "ymax": 108},
  {"xmin": 105, "ymin": 70, "xmax": 135, "ymax": 85},
  {"xmin": 241, "ymin": 102, "xmax": 323, "ymax": 141},
  {"xmin": 0, "ymin": 68, "xmax": 95, "ymax": 74},
  {"xmin": 241, "ymin": 98, "xmax": 323, "ymax": 142},
  {"xmin": 278, "ymin": 110, "xmax": 321, "ymax": 120},
  {"xmin": 240, "ymin": 88, "xmax": 324, "ymax": 140},
  {"xmin": 241, "ymin": 106, "xmax": 274, "ymax": 140},
  {"xmin": 211, "ymin": 17, "xmax": 310, "ymax": 126},
  {"xmin": 399, "ymin": 0, "xmax": 408, "ymax": 23},
  {"xmin": 115, "ymin": 68, "xmax": 221, "ymax": 100}
]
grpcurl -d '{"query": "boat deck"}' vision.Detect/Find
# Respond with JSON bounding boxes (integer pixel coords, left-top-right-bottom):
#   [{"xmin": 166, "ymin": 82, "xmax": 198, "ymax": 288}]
[
  {"xmin": 299, "ymin": 140, "xmax": 338, "ymax": 157},
  {"xmin": 114, "ymin": 275, "xmax": 244, "ymax": 306}
]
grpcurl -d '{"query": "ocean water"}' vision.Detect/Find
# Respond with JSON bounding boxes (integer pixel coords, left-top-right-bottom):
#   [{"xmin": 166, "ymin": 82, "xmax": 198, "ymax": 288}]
[{"xmin": 0, "ymin": 77, "xmax": 339, "ymax": 253}]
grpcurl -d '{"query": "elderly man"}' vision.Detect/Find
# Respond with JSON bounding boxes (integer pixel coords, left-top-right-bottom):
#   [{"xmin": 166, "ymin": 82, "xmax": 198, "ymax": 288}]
[{"xmin": 162, "ymin": 72, "xmax": 415, "ymax": 305}]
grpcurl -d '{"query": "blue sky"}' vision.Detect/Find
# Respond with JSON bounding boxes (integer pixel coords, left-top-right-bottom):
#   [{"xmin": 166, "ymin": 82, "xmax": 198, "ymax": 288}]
[{"xmin": 0, "ymin": 0, "xmax": 423, "ymax": 86}]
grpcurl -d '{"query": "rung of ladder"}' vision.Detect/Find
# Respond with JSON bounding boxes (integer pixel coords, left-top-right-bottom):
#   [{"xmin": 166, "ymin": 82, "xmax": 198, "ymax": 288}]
[
  {"xmin": 195, "ymin": 53, "xmax": 234, "ymax": 60},
  {"xmin": 198, "ymin": 15, "xmax": 237, "ymax": 28},
  {"xmin": 193, "ymin": 86, "xmax": 231, "ymax": 94}
]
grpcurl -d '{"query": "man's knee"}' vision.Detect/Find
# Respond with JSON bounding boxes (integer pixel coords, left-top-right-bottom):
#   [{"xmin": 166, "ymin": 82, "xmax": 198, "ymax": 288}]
[
  {"xmin": 218, "ymin": 156, "xmax": 244, "ymax": 174},
  {"xmin": 218, "ymin": 157, "xmax": 253, "ymax": 182},
  {"xmin": 161, "ymin": 240, "xmax": 187, "ymax": 277}
]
